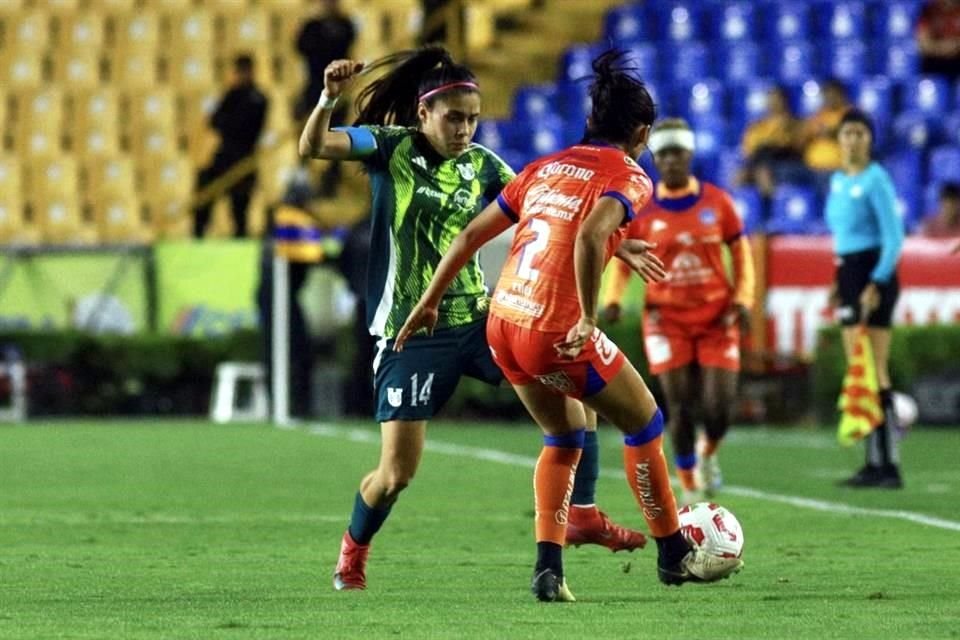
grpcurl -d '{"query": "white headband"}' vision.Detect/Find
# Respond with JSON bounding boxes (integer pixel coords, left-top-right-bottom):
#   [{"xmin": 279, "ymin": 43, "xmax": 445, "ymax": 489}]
[{"xmin": 648, "ymin": 128, "xmax": 695, "ymax": 154}]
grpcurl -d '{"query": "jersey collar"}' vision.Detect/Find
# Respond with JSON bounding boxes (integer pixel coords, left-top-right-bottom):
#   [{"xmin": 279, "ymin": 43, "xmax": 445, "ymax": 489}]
[{"xmin": 654, "ymin": 176, "xmax": 702, "ymax": 211}]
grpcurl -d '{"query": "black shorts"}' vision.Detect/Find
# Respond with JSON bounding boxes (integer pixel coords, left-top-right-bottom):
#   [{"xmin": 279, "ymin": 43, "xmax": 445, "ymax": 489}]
[{"xmin": 835, "ymin": 248, "xmax": 899, "ymax": 328}]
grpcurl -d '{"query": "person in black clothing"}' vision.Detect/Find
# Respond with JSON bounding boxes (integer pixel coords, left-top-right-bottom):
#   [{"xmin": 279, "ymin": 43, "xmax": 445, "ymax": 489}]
[
  {"xmin": 194, "ymin": 54, "xmax": 269, "ymax": 238},
  {"xmin": 295, "ymin": 0, "xmax": 356, "ymax": 198}
]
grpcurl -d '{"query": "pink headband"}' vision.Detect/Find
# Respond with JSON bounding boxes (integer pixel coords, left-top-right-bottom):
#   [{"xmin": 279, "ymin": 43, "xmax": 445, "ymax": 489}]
[{"xmin": 418, "ymin": 81, "xmax": 480, "ymax": 102}]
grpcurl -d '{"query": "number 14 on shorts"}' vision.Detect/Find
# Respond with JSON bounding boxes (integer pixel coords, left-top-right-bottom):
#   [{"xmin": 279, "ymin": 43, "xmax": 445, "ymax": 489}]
[{"xmin": 387, "ymin": 373, "xmax": 435, "ymax": 408}]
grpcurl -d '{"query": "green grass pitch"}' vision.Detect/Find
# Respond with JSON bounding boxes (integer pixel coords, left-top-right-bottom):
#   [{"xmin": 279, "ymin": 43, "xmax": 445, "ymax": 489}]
[{"xmin": 1, "ymin": 420, "xmax": 959, "ymax": 639}]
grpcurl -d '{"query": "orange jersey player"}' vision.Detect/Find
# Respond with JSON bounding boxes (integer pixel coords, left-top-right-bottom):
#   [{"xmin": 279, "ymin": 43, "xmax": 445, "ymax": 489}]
[
  {"xmin": 603, "ymin": 118, "xmax": 756, "ymax": 504},
  {"xmin": 396, "ymin": 52, "xmax": 741, "ymax": 602}
]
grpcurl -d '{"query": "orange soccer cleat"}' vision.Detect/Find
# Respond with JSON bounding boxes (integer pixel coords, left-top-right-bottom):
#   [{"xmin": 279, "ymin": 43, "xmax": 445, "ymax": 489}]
[
  {"xmin": 333, "ymin": 530, "xmax": 370, "ymax": 591},
  {"xmin": 564, "ymin": 505, "xmax": 647, "ymax": 552}
]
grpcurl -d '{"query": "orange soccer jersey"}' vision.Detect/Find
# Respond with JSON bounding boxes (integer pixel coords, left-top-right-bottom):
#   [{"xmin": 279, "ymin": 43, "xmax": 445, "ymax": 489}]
[
  {"xmin": 606, "ymin": 178, "xmax": 754, "ymax": 326},
  {"xmin": 491, "ymin": 144, "xmax": 654, "ymax": 333}
]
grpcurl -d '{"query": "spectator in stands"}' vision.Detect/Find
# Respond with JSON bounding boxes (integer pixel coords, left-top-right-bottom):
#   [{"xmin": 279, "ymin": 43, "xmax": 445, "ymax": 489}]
[
  {"xmin": 801, "ymin": 79, "xmax": 850, "ymax": 176},
  {"xmin": 193, "ymin": 55, "xmax": 268, "ymax": 239},
  {"xmin": 737, "ymin": 86, "xmax": 804, "ymax": 198},
  {"xmin": 916, "ymin": 0, "xmax": 960, "ymax": 81},
  {"xmin": 920, "ymin": 182, "xmax": 960, "ymax": 238},
  {"xmin": 295, "ymin": 0, "xmax": 356, "ymax": 198}
]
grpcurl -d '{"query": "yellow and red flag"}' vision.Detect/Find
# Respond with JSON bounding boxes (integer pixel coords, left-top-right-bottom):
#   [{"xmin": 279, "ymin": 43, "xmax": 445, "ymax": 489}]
[{"xmin": 837, "ymin": 328, "xmax": 884, "ymax": 446}]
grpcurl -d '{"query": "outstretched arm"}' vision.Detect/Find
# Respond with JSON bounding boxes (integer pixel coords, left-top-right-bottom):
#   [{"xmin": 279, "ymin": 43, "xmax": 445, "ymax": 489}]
[{"xmin": 393, "ymin": 202, "xmax": 515, "ymax": 350}]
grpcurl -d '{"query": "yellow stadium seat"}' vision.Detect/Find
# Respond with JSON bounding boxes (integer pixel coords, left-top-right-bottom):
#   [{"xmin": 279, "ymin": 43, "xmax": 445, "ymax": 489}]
[
  {"xmin": 26, "ymin": 157, "xmax": 79, "ymax": 203},
  {"xmin": 84, "ymin": 155, "xmax": 136, "ymax": 200},
  {"xmin": 1, "ymin": 52, "xmax": 44, "ymax": 90},
  {"xmin": 203, "ymin": 0, "xmax": 248, "ymax": 17},
  {"xmin": 109, "ymin": 13, "xmax": 159, "ymax": 55},
  {"xmin": 53, "ymin": 50, "xmax": 103, "ymax": 90},
  {"xmin": 130, "ymin": 127, "xmax": 180, "ymax": 159},
  {"xmin": 94, "ymin": 195, "xmax": 149, "ymax": 244},
  {"xmin": 156, "ymin": 0, "xmax": 193, "ymax": 12},
  {"xmin": 33, "ymin": 196, "xmax": 96, "ymax": 245},
  {"xmin": 260, "ymin": 89, "xmax": 294, "ymax": 150},
  {"xmin": 67, "ymin": 88, "xmax": 120, "ymax": 136},
  {"xmin": 88, "ymin": 0, "xmax": 135, "ymax": 11},
  {"xmin": 0, "ymin": 195, "xmax": 29, "ymax": 245},
  {"xmin": 143, "ymin": 155, "xmax": 194, "ymax": 238},
  {"xmin": 110, "ymin": 53, "xmax": 159, "ymax": 90},
  {"xmin": 168, "ymin": 51, "xmax": 215, "ymax": 92},
  {"xmin": 8, "ymin": 11, "xmax": 50, "ymax": 53},
  {"xmin": 56, "ymin": 13, "xmax": 106, "ymax": 50},
  {"xmin": 13, "ymin": 89, "xmax": 64, "ymax": 158},
  {"xmin": 258, "ymin": 141, "xmax": 298, "ymax": 204},
  {"xmin": 167, "ymin": 9, "xmax": 214, "ymax": 52},
  {"xmin": 74, "ymin": 126, "xmax": 120, "ymax": 160},
  {"xmin": 0, "ymin": 156, "xmax": 22, "ymax": 202},
  {"xmin": 46, "ymin": 0, "xmax": 80, "ymax": 13},
  {"xmin": 0, "ymin": 0, "xmax": 24, "ymax": 14},
  {"xmin": 220, "ymin": 10, "xmax": 270, "ymax": 61},
  {"xmin": 125, "ymin": 88, "xmax": 177, "ymax": 134}
]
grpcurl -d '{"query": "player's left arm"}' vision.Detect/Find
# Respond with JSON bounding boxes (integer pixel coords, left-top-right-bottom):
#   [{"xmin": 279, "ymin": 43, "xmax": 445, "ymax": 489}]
[
  {"xmin": 719, "ymin": 191, "xmax": 756, "ymax": 313},
  {"xmin": 393, "ymin": 201, "xmax": 515, "ymax": 350}
]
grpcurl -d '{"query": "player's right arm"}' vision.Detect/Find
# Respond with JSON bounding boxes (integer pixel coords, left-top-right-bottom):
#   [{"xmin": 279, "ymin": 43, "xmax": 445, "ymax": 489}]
[
  {"xmin": 393, "ymin": 200, "xmax": 516, "ymax": 351},
  {"xmin": 299, "ymin": 59, "xmax": 365, "ymax": 160}
]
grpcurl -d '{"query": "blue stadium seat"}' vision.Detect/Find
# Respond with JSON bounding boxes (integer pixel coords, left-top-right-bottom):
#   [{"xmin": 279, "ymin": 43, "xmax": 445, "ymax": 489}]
[
  {"xmin": 872, "ymin": 1, "xmax": 919, "ymax": 42},
  {"xmin": 657, "ymin": 2, "xmax": 702, "ymax": 43},
  {"xmin": 895, "ymin": 185, "xmax": 923, "ymax": 233},
  {"xmin": 853, "ymin": 76, "xmax": 894, "ymax": 129},
  {"xmin": 475, "ymin": 120, "xmax": 524, "ymax": 155},
  {"xmin": 893, "ymin": 111, "xmax": 941, "ymax": 151},
  {"xmin": 928, "ymin": 146, "xmax": 960, "ymax": 185},
  {"xmin": 902, "ymin": 76, "xmax": 952, "ymax": 116},
  {"xmin": 883, "ymin": 40, "xmax": 919, "ymax": 81},
  {"xmin": 678, "ymin": 80, "xmax": 726, "ymax": 121},
  {"xmin": 764, "ymin": 2, "xmax": 811, "ymax": 43},
  {"xmin": 794, "ymin": 79, "xmax": 825, "ymax": 118},
  {"xmin": 691, "ymin": 116, "xmax": 729, "ymax": 155},
  {"xmin": 923, "ymin": 182, "xmax": 943, "ymax": 219},
  {"xmin": 512, "ymin": 85, "xmax": 559, "ymax": 122},
  {"xmin": 602, "ymin": 4, "xmax": 647, "ymax": 45},
  {"xmin": 768, "ymin": 185, "xmax": 822, "ymax": 235},
  {"xmin": 716, "ymin": 147, "xmax": 744, "ymax": 189},
  {"xmin": 710, "ymin": 2, "xmax": 756, "ymax": 42},
  {"xmin": 943, "ymin": 111, "xmax": 960, "ymax": 146},
  {"xmin": 497, "ymin": 149, "xmax": 529, "ymax": 173},
  {"xmin": 557, "ymin": 80, "xmax": 590, "ymax": 124},
  {"xmin": 670, "ymin": 41, "xmax": 709, "ymax": 84},
  {"xmin": 558, "ymin": 44, "xmax": 602, "ymax": 84},
  {"xmin": 528, "ymin": 123, "xmax": 565, "ymax": 157},
  {"xmin": 722, "ymin": 43, "xmax": 763, "ymax": 84},
  {"xmin": 813, "ymin": 1, "xmax": 867, "ymax": 41},
  {"xmin": 885, "ymin": 149, "xmax": 924, "ymax": 196},
  {"xmin": 776, "ymin": 41, "xmax": 816, "ymax": 84},
  {"xmin": 827, "ymin": 40, "xmax": 869, "ymax": 83},
  {"xmin": 731, "ymin": 78, "xmax": 777, "ymax": 133},
  {"xmin": 730, "ymin": 186, "xmax": 764, "ymax": 235},
  {"xmin": 623, "ymin": 42, "xmax": 661, "ymax": 82}
]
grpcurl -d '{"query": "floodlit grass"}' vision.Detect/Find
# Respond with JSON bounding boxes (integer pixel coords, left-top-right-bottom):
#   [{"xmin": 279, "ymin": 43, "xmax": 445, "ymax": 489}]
[{"xmin": 1, "ymin": 420, "xmax": 958, "ymax": 639}]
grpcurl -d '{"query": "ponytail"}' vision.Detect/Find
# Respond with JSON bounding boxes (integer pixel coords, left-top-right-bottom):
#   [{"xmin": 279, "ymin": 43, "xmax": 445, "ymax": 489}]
[
  {"xmin": 584, "ymin": 49, "xmax": 656, "ymax": 144},
  {"xmin": 355, "ymin": 45, "xmax": 479, "ymax": 127}
]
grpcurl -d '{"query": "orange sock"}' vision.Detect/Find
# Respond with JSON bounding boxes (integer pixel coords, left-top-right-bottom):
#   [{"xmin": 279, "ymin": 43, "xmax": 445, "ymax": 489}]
[
  {"xmin": 677, "ymin": 468, "xmax": 698, "ymax": 491},
  {"xmin": 623, "ymin": 410, "xmax": 680, "ymax": 538},
  {"xmin": 702, "ymin": 438, "xmax": 720, "ymax": 458},
  {"xmin": 534, "ymin": 440, "xmax": 583, "ymax": 545}
]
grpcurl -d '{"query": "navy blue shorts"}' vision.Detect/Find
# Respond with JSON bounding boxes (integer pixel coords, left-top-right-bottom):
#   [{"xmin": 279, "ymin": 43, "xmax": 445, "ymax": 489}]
[
  {"xmin": 373, "ymin": 319, "xmax": 503, "ymax": 422},
  {"xmin": 835, "ymin": 248, "xmax": 899, "ymax": 328}
]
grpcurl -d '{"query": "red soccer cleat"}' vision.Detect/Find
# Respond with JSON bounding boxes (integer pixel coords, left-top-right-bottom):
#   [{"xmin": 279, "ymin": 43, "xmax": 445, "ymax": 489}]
[
  {"xmin": 333, "ymin": 530, "xmax": 369, "ymax": 590},
  {"xmin": 564, "ymin": 505, "xmax": 648, "ymax": 552}
]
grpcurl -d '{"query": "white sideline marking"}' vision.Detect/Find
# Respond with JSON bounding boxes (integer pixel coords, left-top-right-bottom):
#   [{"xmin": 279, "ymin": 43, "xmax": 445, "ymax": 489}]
[{"xmin": 308, "ymin": 424, "xmax": 960, "ymax": 533}]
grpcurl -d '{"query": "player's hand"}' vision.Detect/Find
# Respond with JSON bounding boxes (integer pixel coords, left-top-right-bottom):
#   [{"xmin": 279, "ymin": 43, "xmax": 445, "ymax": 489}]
[
  {"xmin": 393, "ymin": 303, "xmax": 438, "ymax": 352},
  {"xmin": 724, "ymin": 302, "xmax": 751, "ymax": 331},
  {"xmin": 858, "ymin": 282, "xmax": 880, "ymax": 324},
  {"xmin": 554, "ymin": 316, "xmax": 596, "ymax": 359},
  {"xmin": 615, "ymin": 239, "xmax": 666, "ymax": 283},
  {"xmin": 324, "ymin": 59, "xmax": 365, "ymax": 98},
  {"xmin": 603, "ymin": 303, "xmax": 622, "ymax": 324}
]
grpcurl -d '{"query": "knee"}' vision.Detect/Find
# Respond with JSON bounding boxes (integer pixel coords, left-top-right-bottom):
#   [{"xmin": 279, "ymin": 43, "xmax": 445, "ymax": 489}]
[{"xmin": 379, "ymin": 468, "xmax": 414, "ymax": 498}]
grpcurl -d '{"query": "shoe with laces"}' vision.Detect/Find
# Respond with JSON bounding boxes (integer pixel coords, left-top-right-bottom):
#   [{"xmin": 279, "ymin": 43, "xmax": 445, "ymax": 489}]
[
  {"xmin": 565, "ymin": 505, "xmax": 647, "ymax": 552},
  {"xmin": 531, "ymin": 568, "xmax": 576, "ymax": 602},
  {"xmin": 333, "ymin": 530, "xmax": 369, "ymax": 591}
]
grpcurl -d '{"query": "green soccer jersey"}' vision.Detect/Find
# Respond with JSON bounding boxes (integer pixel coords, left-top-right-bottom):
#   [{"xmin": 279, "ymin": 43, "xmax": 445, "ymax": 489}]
[{"xmin": 351, "ymin": 125, "xmax": 515, "ymax": 339}]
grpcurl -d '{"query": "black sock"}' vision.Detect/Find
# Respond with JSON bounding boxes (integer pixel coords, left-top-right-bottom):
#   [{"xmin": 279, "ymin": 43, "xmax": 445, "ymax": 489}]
[
  {"xmin": 535, "ymin": 542, "xmax": 563, "ymax": 578},
  {"xmin": 656, "ymin": 531, "xmax": 690, "ymax": 566}
]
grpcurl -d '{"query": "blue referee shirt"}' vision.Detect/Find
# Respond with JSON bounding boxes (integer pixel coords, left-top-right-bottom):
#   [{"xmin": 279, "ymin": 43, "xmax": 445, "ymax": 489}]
[{"xmin": 824, "ymin": 162, "xmax": 904, "ymax": 283}]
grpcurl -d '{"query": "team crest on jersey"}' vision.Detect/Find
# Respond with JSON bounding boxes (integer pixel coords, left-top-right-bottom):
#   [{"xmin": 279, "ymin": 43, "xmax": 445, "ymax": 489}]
[
  {"xmin": 623, "ymin": 156, "xmax": 638, "ymax": 166},
  {"xmin": 699, "ymin": 208, "xmax": 717, "ymax": 225},
  {"xmin": 387, "ymin": 387, "xmax": 403, "ymax": 407},
  {"xmin": 453, "ymin": 188, "xmax": 475, "ymax": 208},
  {"xmin": 457, "ymin": 163, "xmax": 476, "ymax": 181}
]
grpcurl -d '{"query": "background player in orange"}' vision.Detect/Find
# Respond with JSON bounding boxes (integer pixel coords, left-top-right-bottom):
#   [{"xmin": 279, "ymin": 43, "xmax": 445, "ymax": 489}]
[
  {"xmin": 602, "ymin": 118, "xmax": 756, "ymax": 503},
  {"xmin": 396, "ymin": 52, "xmax": 736, "ymax": 602}
]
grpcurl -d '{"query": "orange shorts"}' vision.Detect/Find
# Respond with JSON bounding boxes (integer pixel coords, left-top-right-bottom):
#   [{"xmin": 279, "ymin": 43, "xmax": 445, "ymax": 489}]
[
  {"xmin": 486, "ymin": 314, "xmax": 626, "ymax": 398},
  {"xmin": 642, "ymin": 309, "xmax": 741, "ymax": 375}
]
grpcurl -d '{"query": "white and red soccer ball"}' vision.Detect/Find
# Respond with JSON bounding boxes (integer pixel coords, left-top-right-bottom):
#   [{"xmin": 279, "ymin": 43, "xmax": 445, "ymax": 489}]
[{"xmin": 678, "ymin": 502, "xmax": 744, "ymax": 581}]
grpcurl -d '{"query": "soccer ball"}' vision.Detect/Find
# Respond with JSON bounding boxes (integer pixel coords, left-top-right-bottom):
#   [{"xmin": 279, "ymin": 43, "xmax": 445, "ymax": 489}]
[
  {"xmin": 892, "ymin": 391, "xmax": 918, "ymax": 430},
  {"xmin": 678, "ymin": 502, "xmax": 744, "ymax": 581}
]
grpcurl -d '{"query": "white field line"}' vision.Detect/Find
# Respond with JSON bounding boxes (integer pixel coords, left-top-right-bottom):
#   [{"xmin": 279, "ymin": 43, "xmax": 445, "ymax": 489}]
[{"xmin": 308, "ymin": 424, "xmax": 960, "ymax": 533}]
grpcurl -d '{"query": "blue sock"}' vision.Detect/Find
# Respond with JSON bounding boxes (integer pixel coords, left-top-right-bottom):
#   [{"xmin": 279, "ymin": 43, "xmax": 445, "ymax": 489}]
[
  {"xmin": 347, "ymin": 492, "xmax": 392, "ymax": 545},
  {"xmin": 571, "ymin": 430, "xmax": 598, "ymax": 506}
]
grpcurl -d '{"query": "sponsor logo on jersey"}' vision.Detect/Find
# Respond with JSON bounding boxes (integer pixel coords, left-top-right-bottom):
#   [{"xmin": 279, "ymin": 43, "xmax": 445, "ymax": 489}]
[
  {"xmin": 536, "ymin": 161, "xmax": 596, "ymax": 181},
  {"xmin": 453, "ymin": 188, "xmax": 475, "ymax": 208},
  {"xmin": 416, "ymin": 185, "xmax": 445, "ymax": 200}
]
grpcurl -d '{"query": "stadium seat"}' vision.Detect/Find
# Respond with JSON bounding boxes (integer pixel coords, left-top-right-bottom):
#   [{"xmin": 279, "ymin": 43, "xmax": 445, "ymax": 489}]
[
  {"xmin": 943, "ymin": 111, "xmax": 960, "ymax": 146},
  {"xmin": 883, "ymin": 40, "xmax": 919, "ymax": 81},
  {"xmin": 903, "ymin": 76, "xmax": 952, "ymax": 116},
  {"xmin": 33, "ymin": 196, "xmax": 95, "ymax": 245},
  {"xmin": 885, "ymin": 149, "xmax": 924, "ymax": 198},
  {"xmin": 94, "ymin": 194, "xmax": 148, "ymax": 244},
  {"xmin": 0, "ymin": 194, "xmax": 29, "ymax": 245},
  {"xmin": 556, "ymin": 80, "xmax": 591, "ymax": 126},
  {"xmin": 853, "ymin": 77, "xmax": 894, "ymax": 130},
  {"xmin": 8, "ymin": 10, "xmax": 50, "ymax": 53},
  {"xmin": 167, "ymin": 51, "xmax": 216, "ymax": 91},
  {"xmin": 90, "ymin": 0, "xmax": 135, "ymax": 9},
  {"xmin": 622, "ymin": 42, "xmax": 660, "ymax": 82},
  {"xmin": 475, "ymin": 119, "xmax": 522, "ymax": 155},
  {"xmin": 558, "ymin": 44, "xmax": 602, "ymax": 84},
  {"xmin": 827, "ymin": 40, "xmax": 868, "ymax": 83},
  {"xmin": 922, "ymin": 182, "xmax": 943, "ymax": 220},
  {"xmin": 928, "ymin": 146, "xmax": 960, "ymax": 185},
  {"xmin": 872, "ymin": 1, "xmax": 919, "ymax": 43},
  {"xmin": 893, "ymin": 110, "xmax": 941, "ymax": 150},
  {"xmin": 730, "ymin": 186, "xmax": 764, "ymax": 235},
  {"xmin": 767, "ymin": 185, "xmax": 822, "ymax": 235},
  {"xmin": 110, "ymin": 53, "xmax": 159, "ymax": 90},
  {"xmin": 47, "ymin": 0, "xmax": 80, "ymax": 12},
  {"xmin": 0, "ymin": 156, "xmax": 22, "ymax": 204},
  {"xmin": 764, "ymin": 2, "xmax": 810, "ymax": 43},
  {"xmin": 715, "ymin": 146, "xmax": 743, "ymax": 190},
  {"xmin": 53, "ymin": 50, "xmax": 102, "ymax": 90},
  {"xmin": 671, "ymin": 41, "xmax": 709, "ymax": 84},
  {"xmin": 602, "ymin": 4, "xmax": 648, "ymax": 45},
  {"xmin": 167, "ymin": 10, "xmax": 215, "ymax": 53},
  {"xmin": 722, "ymin": 43, "xmax": 763, "ymax": 85},
  {"xmin": 220, "ymin": 10, "xmax": 270, "ymax": 63},
  {"xmin": 110, "ymin": 13, "xmax": 159, "ymax": 56},
  {"xmin": 794, "ymin": 79, "xmax": 824, "ymax": 118},
  {"xmin": 660, "ymin": 2, "xmax": 702, "ymax": 42},
  {"xmin": 813, "ymin": 1, "xmax": 867, "ymax": 41},
  {"xmin": 85, "ymin": 156, "xmax": 136, "ymax": 200},
  {"xmin": 710, "ymin": 2, "xmax": 756, "ymax": 43},
  {"xmin": 57, "ymin": 13, "xmax": 105, "ymax": 50},
  {"xmin": 776, "ymin": 41, "xmax": 815, "ymax": 84},
  {"xmin": 26, "ymin": 157, "xmax": 79, "ymax": 204},
  {"xmin": 74, "ymin": 127, "xmax": 121, "ymax": 160},
  {"xmin": 13, "ymin": 90, "xmax": 64, "ymax": 158},
  {"xmin": 144, "ymin": 156, "xmax": 193, "ymax": 237},
  {"xmin": 895, "ymin": 185, "xmax": 922, "ymax": 233},
  {"xmin": 512, "ymin": 85, "xmax": 559, "ymax": 122},
  {"xmin": 1, "ymin": 52, "xmax": 44, "ymax": 90},
  {"xmin": 731, "ymin": 79, "xmax": 776, "ymax": 133},
  {"xmin": 528, "ymin": 123, "xmax": 565, "ymax": 157},
  {"xmin": 125, "ymin": 89, "xmax": 177, "ymax": 135},
  {"xmin": 679, "ymin": 80, "xmax": 726, "ymax": 122}
]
